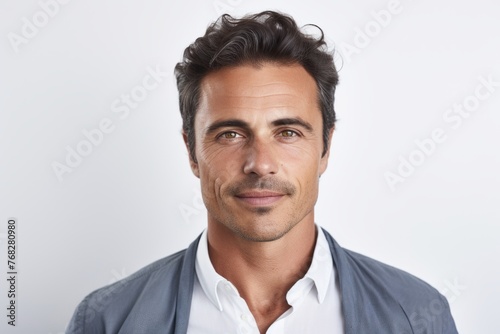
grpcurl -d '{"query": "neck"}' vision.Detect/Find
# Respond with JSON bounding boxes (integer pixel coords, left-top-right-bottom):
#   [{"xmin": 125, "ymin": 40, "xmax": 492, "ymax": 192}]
[{"xmin": 206, "ymin": 217, "xmax": 317, "ymax": 332}]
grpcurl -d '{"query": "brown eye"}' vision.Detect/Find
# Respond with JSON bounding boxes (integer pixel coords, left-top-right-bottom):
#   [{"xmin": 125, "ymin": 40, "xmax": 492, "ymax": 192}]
[
  {"xmin": 279, "ymin": 130, "xmax": 296, "ymax": 137},
  {"xmin": 221, "ymin": 132, "xmax": 239, "ymax": 139}
]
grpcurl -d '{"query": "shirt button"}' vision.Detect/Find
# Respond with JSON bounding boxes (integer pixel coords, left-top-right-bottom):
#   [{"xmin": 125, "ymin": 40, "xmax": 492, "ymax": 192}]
[{"xmin": 240, "ymin": 314, "xmax": 248, "ymax": 322}]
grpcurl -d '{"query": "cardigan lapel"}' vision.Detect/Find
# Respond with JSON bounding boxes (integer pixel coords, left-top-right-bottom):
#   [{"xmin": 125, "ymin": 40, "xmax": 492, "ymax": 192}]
[
  {"xmin": 174, "ymin": 234, "xmax": 202, "ymax": 334},
  {"xmin": 321, "ymin": 228, "xmax": 357, "ymax": 334},
  {"xmin": 321, "ymin": 228, "xmax": 413, "ymax": 334}
]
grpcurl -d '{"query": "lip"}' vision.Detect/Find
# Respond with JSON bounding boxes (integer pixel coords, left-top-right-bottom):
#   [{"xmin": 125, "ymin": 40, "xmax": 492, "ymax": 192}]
[{"xmin": 235, "ymin": 191, "xmax": 285, "ymax": 206}]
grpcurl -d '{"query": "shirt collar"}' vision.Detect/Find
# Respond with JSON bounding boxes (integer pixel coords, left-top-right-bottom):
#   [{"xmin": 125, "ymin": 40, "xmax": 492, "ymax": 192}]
[
  {"xmin": 194, "ymin": 225, "xmax": 334, "ymax": 310},
  {"xmin": 195, "ymin": 229, "xmax": 227, "ymax": 311},
  {"xmin": 301, "ymin": 225, "xmax": 334, "ymax": 304}
]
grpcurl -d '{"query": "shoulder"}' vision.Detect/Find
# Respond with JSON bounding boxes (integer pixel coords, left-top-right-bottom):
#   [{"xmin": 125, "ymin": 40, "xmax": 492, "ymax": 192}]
[
  {"xmin": 322, "ymin": 228, "xmax": 437, "ymax": 297},
  {"xmin": 66, "ymin": 248, "xmax": 188, "ymax": 334},
  {"xmin": 343, "ymin": 247, "xmax": 442, "ymax": 303},
  {"xmin": 344, "ymin": 248, "xmax": 457, "ymax": 332},
  {"xmin": 322, "ymin": 228, "xmax": 458, "ymax": 333}
]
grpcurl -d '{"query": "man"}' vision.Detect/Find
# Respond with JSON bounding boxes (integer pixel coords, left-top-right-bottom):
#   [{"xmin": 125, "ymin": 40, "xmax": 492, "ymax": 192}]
[{"xmin": 67, "ymin": 11, "xmax": 458, "ymax": 334}]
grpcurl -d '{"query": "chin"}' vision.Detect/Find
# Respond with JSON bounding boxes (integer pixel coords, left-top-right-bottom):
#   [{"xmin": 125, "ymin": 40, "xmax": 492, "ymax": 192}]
[
  {"xmin": 237, "ymin": 231, "xmax": 285, "ymax": 242},
  {"xmin": 229, "ymin": 219, "xmax": 295, "ymax": 243}
]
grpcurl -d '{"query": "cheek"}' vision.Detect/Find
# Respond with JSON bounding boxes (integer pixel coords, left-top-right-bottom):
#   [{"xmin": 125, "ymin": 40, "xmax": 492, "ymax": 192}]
[
  {"xmin": 198, "ymin": 151, "xmax": 241, "ymax": 200},
  {"xmin": 287, "ymin": 145, "xmax": 323, "ymax": 174},
  {"xmin": 298, "ymin": 165, "xmax": 321, "ymax": 190},
  {"xmin": 288, "ymin": 154, "xmax": 322, "ymax": 193},
  {"xmin": 197, "ymin": 139, "xmax": 243, "ymax": 165}
]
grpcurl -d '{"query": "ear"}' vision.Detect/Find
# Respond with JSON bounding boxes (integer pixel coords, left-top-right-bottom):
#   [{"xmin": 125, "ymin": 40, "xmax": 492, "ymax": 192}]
[
  {"xmin": 182, "ymin": 131, "xmax": 200, "ymax": 178},
  {"xmin": 319, "ymin": 127, "xmax": 335, "ymax": 176}
]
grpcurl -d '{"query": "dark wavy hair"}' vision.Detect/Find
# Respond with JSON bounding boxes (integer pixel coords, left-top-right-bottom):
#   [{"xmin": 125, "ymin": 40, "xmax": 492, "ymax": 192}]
[{"xmin": 174, "ymin": 11, "xmax": 339, "ymax": 162}]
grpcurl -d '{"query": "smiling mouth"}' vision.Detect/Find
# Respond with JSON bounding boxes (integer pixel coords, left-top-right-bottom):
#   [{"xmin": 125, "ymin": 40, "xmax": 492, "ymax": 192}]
[{"xmin": 235, "ymin": 191, "xmax": 285, "ymax": 206}]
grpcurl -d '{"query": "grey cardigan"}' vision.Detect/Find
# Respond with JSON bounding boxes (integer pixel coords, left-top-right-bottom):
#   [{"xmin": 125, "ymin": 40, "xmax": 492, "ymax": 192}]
[{"xmin": 67, "ymin": 229, "xmax": 458, "ymax": 333}]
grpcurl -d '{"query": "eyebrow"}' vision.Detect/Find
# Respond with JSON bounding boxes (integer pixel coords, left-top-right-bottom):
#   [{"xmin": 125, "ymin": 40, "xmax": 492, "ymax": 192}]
[
  {"xmin": 205, "ymin": 119, "xmax": 250, "ymax": 135},
  {"xmin": 204, "ymin": 117, "xmax": 314, "ymax": 135},
  {"xmin": 271, "ymin": 117, "xmax": 314, "ymax": 133}
]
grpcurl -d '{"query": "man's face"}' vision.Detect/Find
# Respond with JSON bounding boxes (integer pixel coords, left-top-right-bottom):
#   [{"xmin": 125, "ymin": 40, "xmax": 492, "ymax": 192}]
[{"xmin": 186, "ymin": 62, "xmax": 332, "ymax": 242}]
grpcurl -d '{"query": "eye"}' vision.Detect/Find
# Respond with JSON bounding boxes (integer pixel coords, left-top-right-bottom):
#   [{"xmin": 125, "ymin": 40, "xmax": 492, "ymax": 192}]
[
  {"xmin": 278, "ymin": 130, "xmax": 298, "ymax": 138},
  {"xmin": 218, "ymin": 131, "xmax": 241, "ymax": 139}
]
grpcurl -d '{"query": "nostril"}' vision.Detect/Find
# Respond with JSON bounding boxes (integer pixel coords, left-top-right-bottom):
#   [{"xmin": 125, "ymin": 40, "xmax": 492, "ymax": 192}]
[{"xmin": 242, "ymin": 148, "xmax": 280, "ymax": 176}]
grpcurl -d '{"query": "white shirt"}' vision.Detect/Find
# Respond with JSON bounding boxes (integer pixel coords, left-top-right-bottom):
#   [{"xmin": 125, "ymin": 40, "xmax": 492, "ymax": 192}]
[{"xmin": 187, "ymin": 226, "xmax": 344, "ymax": 334}]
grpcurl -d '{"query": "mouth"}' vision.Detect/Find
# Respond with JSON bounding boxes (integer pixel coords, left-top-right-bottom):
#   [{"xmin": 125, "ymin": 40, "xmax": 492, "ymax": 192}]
[{"xmin": 234, "ymin": 191, "xmax": 286, "ymax": 206}]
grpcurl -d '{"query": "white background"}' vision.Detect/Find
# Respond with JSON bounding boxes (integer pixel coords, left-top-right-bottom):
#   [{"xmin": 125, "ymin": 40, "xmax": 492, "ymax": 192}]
[{"xmin": 1, "ymin": 0, "xmax": 499, "ymax": 333}]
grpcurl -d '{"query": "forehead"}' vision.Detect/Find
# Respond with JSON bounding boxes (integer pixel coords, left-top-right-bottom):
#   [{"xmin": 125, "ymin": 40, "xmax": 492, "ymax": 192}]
[{"xmin": 197, "ymin": 63, "xmax": 320, "ymax": 122}]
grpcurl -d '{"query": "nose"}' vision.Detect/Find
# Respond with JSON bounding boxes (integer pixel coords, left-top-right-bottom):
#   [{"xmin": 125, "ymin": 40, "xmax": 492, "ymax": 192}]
[{"xmin": 242, "ymin": 138, "xmax": 280, "ymax": 176}]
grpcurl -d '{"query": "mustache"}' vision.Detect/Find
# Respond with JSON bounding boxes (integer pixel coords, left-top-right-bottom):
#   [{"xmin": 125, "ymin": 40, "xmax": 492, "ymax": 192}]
[{"xmin": 227, "ymin": 177, "xmax": 296, "ymax": 196}]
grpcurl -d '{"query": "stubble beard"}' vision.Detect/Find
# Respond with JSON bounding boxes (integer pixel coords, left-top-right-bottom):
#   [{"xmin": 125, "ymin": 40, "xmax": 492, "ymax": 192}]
[{"xmin": 208, "ymin": 175, "xmax": 302, "ymax": 242}]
